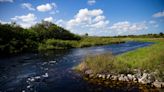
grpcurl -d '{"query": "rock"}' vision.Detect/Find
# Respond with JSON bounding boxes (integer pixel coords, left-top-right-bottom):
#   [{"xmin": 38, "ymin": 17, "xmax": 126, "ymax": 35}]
[
  {"xmin": 134, "ymin": 69, "xmax": 142, "ymax": 79},
  {"xmin": 97, "ymin": 74, "xmax": 102, "ymax": 78},
  {"xmin": 127, "ymin": 74, "xmax": 133, "ymax": 81},
  {"xmin": 102, "ymin": 74, "xmax": 105, "ymax": 79},
  {"xmin": 85, "ymin": 70, "xmax": 93, "ymax": 75},
  {"xmin": 124, "ymin": 76, "xmax": 129, "ymax": 82},
  {"xmin": 111, "ymin": 75, "xmax": 118, "ymax": 80},
  {"xmin": 147, "ymin": 74, "xmax": 155, "ymax": 83},
  {"xmin": 153, "ymin": 81, "xmax": 164, "ymax": 88},
  {"xmin": 119, "ymin": 75, "xmax": 125, "ymax": 81},
  {"xmin": 106, "ymin": 74, "xmax": 111, "ymax": 79},
  {"xmin": 139, "ymin": 73, "xmax": 148, "ymax": 84},
  {"xmin": 133, "ymin": 77, "xmax": 138, "ymax": 83}
]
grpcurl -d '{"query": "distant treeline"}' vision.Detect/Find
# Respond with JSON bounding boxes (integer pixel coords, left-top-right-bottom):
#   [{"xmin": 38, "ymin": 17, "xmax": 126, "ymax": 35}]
[
  {"xmin": 0, "ymin": 21, "xmax": 80, "ymax": 54},
  {"xmin": 111, "ymin": 33, "xmax": 164, "ymax": 38}
]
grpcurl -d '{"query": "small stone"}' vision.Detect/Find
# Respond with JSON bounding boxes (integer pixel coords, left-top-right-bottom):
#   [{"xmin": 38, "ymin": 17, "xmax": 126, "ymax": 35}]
[
  {"xmin": 111, "ymin": 75, "xmax": 118, "ymax": 80},
  {"xmin": 153, "ymin": 81, "xmax": 164, "ymax": 88},
  {"xmin": 97, "ymin": 74, "xmax": 102, "ymax": 78},
  {"xmin": 85, "ymin": 70, "xmax": 92, "ymax": 75},
  {"xmin": 119, "ymin": 76, "xmax": 125, "ymax": 81},
  {"xmin": 133, "ymin": 77, "xmax": 138, "ymax": 82},
  {"xmin": 139, "ymin": 73, "xmax": 148, "ymax": 84},
  {"xmin": 124, "ymin": 76, "xmax": 129, "ymax": 82},
  {"xmin": 127, "ymin": 74, "xmax": 133, "ymax": 81},
  {"xmin": 102, "ymin": 75, "xmax": 105, "ymax": 79},
  {"xmin": 106, "ymin": 74, "xmax": 111, "ymax": 79}
]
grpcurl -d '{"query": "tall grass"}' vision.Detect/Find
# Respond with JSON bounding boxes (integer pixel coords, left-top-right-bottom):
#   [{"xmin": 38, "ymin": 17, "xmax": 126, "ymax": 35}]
[
  {"xmin": 38, "ymin": 37, "xmax": 125, "ymax": 50},
  {"xmin": 38, "ymin": 39, "xmax": 78, "ymax": 50},
  {"xmin": 75, "ymin": 38, "xmax": 164, "ymax": 80},
  {"xmin": 75, "ymin": 53, "xmax": 115, "ymax": 74},
  {"xmin": 77, "ymin": 37, "xmax": 124, "ymax": 47}
]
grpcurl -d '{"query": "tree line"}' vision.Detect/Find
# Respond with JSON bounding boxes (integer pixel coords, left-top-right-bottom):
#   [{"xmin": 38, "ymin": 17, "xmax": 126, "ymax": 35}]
[{"xmin": 0, "ymin": 21, "xmax": 81, "ymax": 54}]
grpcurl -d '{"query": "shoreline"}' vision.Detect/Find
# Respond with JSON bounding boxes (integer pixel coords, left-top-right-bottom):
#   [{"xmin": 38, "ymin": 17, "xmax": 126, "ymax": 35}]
[
  {"xmin": 74, "ymin": 38, "xmax": 164, "ymax": 90},
  {"xmin": 75, "ymin": 69, "xmax": 164, "ymax": 91}
]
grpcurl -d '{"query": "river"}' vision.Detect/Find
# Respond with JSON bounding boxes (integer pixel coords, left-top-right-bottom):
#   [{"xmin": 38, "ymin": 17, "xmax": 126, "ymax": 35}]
[{"xmin": 0, "ymin": 41, "xmax": 153, "ymax": 92}]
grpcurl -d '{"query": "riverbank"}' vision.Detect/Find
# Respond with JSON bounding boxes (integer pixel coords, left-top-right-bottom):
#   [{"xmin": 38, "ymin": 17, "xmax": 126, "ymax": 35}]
[
  {"xmin": 74, "ymin": 38, "xmax": 164, "ymax": 89},
  {"xmin": 38, "ymin": 37, "xmax": 125, "ymax": 50}
]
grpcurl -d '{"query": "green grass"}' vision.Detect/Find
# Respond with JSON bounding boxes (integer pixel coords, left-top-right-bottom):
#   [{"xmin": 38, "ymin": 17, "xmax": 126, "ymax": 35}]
[
  {"xmin": 75, "ymin": 38, "xmax": 164, "ymax": 80},
  {"xmin": 75, "ymin": 53, "xmax": 115, "ymax": 74},
  {"xmin": 38, "ymin": 39, "xmax": 78, "ymax": 50},
  {"xmin": 38, "ymin": 37, "xmax": 125, "ymax": 50}
]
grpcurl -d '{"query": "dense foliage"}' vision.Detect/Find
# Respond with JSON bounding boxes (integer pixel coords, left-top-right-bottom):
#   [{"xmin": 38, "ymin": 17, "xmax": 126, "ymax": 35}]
[{"xmin": 0, "ymin": 21, "xmax": 80, "ymax": 54}]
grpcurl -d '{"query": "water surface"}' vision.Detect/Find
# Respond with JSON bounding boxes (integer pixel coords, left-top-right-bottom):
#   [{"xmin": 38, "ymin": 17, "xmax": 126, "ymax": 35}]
[{"xmin": 0, "ymin": 41, "xmax": 153, "ymax": 92}]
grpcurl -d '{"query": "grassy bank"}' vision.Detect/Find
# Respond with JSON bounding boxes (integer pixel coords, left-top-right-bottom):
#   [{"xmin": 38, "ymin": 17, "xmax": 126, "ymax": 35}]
[
  {"xmin": 38, "ymin": 37, "xmax": 125, "ymax": 50},
  {"xmin": 75, "ymin": 38, "xmax": 164, "ymax": 81}
]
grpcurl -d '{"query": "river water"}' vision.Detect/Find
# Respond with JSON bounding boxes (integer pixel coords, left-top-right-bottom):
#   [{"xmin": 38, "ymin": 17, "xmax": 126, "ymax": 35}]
[{"xmin": 0, "ymin": 41, "xmax": 153, "ymax": 92}]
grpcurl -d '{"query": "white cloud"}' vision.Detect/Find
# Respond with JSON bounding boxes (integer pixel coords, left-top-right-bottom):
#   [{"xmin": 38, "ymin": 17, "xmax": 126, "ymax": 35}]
[
  {"xmin": 0, "ymin": 20, "xmax": 11, "ymax": 24},
  {"xmin": 153, "ymin": 10, "xmax": 164, "ymax": 18},
  {"xmin": 44, "ymin": 17, "xmax": 53, "ymax": 22},
  {"xmin": 0, "ymin": 0, "xmax": 13, "ymax": 3},
  {"xmin": 54, "ymin": 8, "xmax": 149, "ymax": 36},
  {"xmin": 66, "ymin": 8, "xmax": 108, "ymax": 28},
  {"xmin": 54, "ymin": 8, "xmax": 110, "ymax": 35},
  {"xmin": 87, "ymin": 0, "xmax": 96, "ymax": 5},
  {"xmin": 11, "ymin": 13, "xmax": 37, "ymax": 28},
  {"xmin": 110, "ymin": 21, "xmax": 147, "ymax": 34},
  {"xmin": 37, "ymin": 3, "xmax": 56, "ymax": 12},
  {"xmin": 11, "ymin": 13, "xmax": 36, "ymax": 22},
  {"xmin": 21, "ymin": 3, "xmax": 35, "ymax": 11}
]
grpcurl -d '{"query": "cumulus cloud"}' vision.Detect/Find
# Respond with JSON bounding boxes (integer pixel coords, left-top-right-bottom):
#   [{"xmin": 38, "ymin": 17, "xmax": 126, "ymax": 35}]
[
  {"xmin": 44, "ymin": 17, "xmax": 53, "ymax": 22},
  {"xmin": 54, "ymin": 8, "xmax": 149, "ymax": 36},
  {"xmin": 21, "ymin": 3, "xmax": 35, "ymax": 11},
  {"xmin": 66, "ymin": 8, "xmax": 109, "ymax": 30},
  {"xmin": 153, "ymin": 10, "xmax": 164, "ymax": 18},
  {"xmin": 11, "ymin": 13, "xmax": 37, "ymax": 28},
  {"xmin": 0, "ymin": 20, "xmax": 11, "ymax": 24},
  {"xmin": 37, "ymin": 3, "xmax": 56, "ymax": 12},
  {"xmin": 87, "ymin": 0, "xmax": 96, "ymax": 5},
  {"xmin": 55, "ymin": 8, "xmax": 110, "ymax": 35},
  {"xmin": 0, "ymin": 0, "xmax": 13, "ymax": 3},
  {"xmin": 110, "ymin": 21, "xmax": 148, "ymax": 34}
]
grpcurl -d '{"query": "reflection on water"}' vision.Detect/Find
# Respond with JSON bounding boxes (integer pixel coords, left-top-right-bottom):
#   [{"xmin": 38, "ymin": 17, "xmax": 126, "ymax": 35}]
[{"xmin": 0, "ymin": 41, "xmax": 153, "ymax": 92}]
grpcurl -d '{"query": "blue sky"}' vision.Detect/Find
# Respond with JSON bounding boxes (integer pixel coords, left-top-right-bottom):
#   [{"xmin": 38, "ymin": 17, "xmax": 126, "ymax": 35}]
[{"xmin": 0, "ymin": 0, "xmax": 164, "ymax": 36}]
